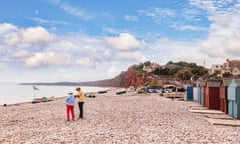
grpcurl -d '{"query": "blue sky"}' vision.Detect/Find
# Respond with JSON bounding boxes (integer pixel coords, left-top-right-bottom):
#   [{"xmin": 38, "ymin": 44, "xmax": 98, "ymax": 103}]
[{"xmin": 0, "ymin": 0, "xmax": 240, "ymax": 82}]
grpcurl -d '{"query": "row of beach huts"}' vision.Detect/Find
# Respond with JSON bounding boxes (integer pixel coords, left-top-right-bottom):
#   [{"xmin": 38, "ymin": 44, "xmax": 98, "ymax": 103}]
[{"xmin": 186, "ymin": 78, "xmax": 240, "ymax": 119}]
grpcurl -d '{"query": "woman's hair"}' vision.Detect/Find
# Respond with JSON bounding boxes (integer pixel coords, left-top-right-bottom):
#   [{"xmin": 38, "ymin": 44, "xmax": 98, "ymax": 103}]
[{"xmin": 76, "ymin": 87, "xmax": 81, "ymax": 91}]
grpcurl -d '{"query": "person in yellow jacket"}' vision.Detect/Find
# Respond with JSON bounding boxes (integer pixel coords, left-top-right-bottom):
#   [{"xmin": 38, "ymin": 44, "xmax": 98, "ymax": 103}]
[{"xmin": 76, "ymin": 87, "xmax": 85, "ymax": 119}]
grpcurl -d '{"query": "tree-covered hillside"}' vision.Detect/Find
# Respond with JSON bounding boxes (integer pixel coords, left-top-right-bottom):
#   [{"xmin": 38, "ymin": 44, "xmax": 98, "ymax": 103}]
[{"xmin": 123, "ymin": 61, "xmax": 209, "ymax": 87}]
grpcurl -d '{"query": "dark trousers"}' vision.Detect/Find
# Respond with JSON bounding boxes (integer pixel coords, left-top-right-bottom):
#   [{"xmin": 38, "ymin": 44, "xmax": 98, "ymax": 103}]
[{"xmin": 78, "ymin": 102, "xmax": 84, "ymax": 118}]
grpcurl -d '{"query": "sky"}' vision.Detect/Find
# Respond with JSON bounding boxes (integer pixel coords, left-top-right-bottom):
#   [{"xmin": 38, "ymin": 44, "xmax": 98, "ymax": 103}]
[{"xmin": 0, "ymin": 0, "xmax": 240, "ymax": 82}]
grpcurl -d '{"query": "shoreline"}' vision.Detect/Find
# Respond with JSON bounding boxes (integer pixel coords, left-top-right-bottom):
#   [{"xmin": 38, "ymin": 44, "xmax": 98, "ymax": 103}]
[
  {"xmin": 1, "ymin": 87, "xmax": 118, "ymax": 107},
  {"xmin": 1, "ymin": 96, "xmax": 65, "ymax": 107},
  {"xmin": 0, "ymin": 84, "xmax": 114, "ymax": 106}
]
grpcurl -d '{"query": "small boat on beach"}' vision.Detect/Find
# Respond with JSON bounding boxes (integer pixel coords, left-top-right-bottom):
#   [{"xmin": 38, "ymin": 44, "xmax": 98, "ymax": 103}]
[
  {"xmin": 32, "ymin": 96, "xmax": 54, "ymax": 103},
  {"xmin": 84, "ymin": 92, "xmax": 96, "ymax": 98},
  {"xmin": 116, "ymin": 89, "xmax": 127, "ymax": 95},
  {"xmin": 98, "ymin": 90, "xmax": 108, "ymax": 94}
]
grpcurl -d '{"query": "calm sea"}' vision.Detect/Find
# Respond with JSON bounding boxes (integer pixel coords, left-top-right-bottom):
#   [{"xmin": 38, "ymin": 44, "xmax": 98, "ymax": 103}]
[{"xmin": 0, "ymin": 82, "xmax": 108, "ymax": 105}]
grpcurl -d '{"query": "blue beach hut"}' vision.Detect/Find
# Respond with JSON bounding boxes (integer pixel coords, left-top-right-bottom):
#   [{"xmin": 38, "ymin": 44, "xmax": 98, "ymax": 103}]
[
  {"xmin": 187, "ymin": 86, "xmax": 193, "ymax": 101},
  {"xmin": 227, "ymin": 79, "xmax": 240, "ymax": 118}
]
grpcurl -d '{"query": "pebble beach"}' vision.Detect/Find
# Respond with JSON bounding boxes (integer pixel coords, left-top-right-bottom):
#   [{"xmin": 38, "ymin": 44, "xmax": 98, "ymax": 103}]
[{"xmin": 1, "ymin": 90, "xmax": 240, "ymax": 144}]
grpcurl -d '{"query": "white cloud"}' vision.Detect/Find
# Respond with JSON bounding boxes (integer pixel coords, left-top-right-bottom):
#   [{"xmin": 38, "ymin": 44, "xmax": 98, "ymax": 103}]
[
  {"xmin": 0, "ymin": 25, "xmax": 107, "ymax": 69},
  {"xmin": 189, "ymin": 0, "xmax": 236, "ymax": 14},
  {"xmin": 176, "ymin": 25, "xmax": 208, "ymax": 31},
  {"xmin": 116, "ymin": 51, "xmax": 146, "ymax": 62},
  {"xmin": 103, "ymin": 49, "xmax": 111, "ymax": 60},
  {"xmin": 1, "ymin": 27, "xmax": 114, "ymax": 69},
  {"xmin": 0, "ymin": 23, "xmax": 17, "ymax": 35},
  {"xmin": 30, "ymin": 17, "xmax": 49, "ymax": 24},
  {"xmin": 25, "ymin": 52, "xmax": 72, "ymax": 68},
  {"xmin": 57, "ymin": 68, "xmax": 67, "ymax": 74},
  {"xmin": 139, "ymin": 7, "xmax": 176, "ymax": 18},
  {"xmin": 29, "ymin": 17, "xmax": 68, "ymax": 25},
  {"xmin": 21, "ymin": 27, "xmax": 55, "ymax": 45},
  {"xmin": 75, "ymin": 57, "xmax": 94, "ymax": 68},
  {"xmin": 45, "ymin": 0, "xmax": 92, "ymax": 20},
  {"xmin": 189, "ymin": 0, "xmax": 216, "ymax": 13},
  {"xmin": 3, "ymin": 26, "xmax": 56, "ymax": 47},
  {"xmin": 49, "ymin": 38, "xmax": 80, "ymax": 53},
  {"xmin": 60, "ymin": 3, "xmax": 92, "ymax": 20},
  {"xmin": 3, "ymin": 32, "xmax": 20, "ymax": 46},
  {"xmin": 108, "ymin": 66, "xmax": 121, "ymax": 77},
  {"xmin": 125, "ymin": 15, "xmax": 139, "ymax": 22},
  {"xmin": 105, "ymin": 33, "xmax": 142, "ymax": 51},
  {"xmin": 10, "ymin": 50, "xmax": 32, "ymax": 59},
  {"xmin": 46, "ymin": 34, "xmax": 106, "ymax": 62},
  {"xmin": 197, "ymin": 2, "xmax": 240, "ymax": 58},
  {"xmin": 148, "ymin": 37, "xmax": 210, "ymax": 66},
  {"xmin": 175, "ymin": 0, "xmax": 240, "ymax": 61},
  {"xmin": 138, "ymin": 7, "xmax": 176, "ymax": 24}
]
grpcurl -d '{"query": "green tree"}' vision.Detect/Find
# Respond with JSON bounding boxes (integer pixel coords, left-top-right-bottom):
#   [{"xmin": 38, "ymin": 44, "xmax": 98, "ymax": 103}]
[
  {"xmin": 133, "ymin": 63, "xmax": 143, "ymax": 71},
  {"xmin": 153, "ymin": 67, "xmax": 169, "ymax": 75},
  {"xmin": 175, "ymin": 68, "xmax": 193, "ymax": 81},
  {"xmin": 192, "ymin": 66, "xmax": 208, "ymax": 76},
  {"xmin": 166, "ymin": 61, "xmax": 174, "ymax": 65},
  {"xmin": 168, "ymin": 67, "xmax": 181, "ymax": 75},
  {"xmin": 148, "ymin": 80, "xmax": 163, "ymax": 89},
  {"xmin": 222, "ymin": 72, "xmax": 232, "ymax": 78},
  {"xmin": 144, "ymin": 61, "xmax": 151, "ymax": 66}
]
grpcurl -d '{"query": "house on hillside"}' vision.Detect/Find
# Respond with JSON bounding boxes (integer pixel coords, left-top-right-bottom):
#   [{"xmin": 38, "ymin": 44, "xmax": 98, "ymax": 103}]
[
  {"xmin": 143, "ymin": 63, "xmax": 160, "ymax": 73},
  {"xmin": 162, "ymin": 64, "xmax": 179, "ymax": 70},
  {"xmin": 210, "ymin": 64, "xmax": 223, "ymax": 76},
  {"xmin": 143, "ymin": 65, "xmax": 152, "ymax": 73},
  {"xmin": 227, "ymin": 59, "xmax": 240, "ymax": 76},
  {"xmin": 209, "ymin": 59, "xmax": 240, "ymax": 77}
]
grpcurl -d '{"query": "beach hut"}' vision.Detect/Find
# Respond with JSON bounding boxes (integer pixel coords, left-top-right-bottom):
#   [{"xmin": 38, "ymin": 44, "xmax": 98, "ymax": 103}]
[
  {"xmin": 219, "ymin": 79, "xmax": 231, "ymax": 114},
  {"xmin": 196, "ymin": 82, "xmax": 200, "ymax": 104},
  {"xmin": 198, "ymin": 80, "xmax": 206, "ymax": 106},
  {"xmin": 205, "ymin": 79, "xmax": 221, "ymax": 110},
  {"xmin": 227, "ymin": 79, "xmax": 240, "ymax": 118},
  {"xmin": 187, "ymin": 86, "xmax": 193, "ymax": 101},
  {"xmin": 193, "ymin": 87, "xmax": 200, "ymax": 102}
]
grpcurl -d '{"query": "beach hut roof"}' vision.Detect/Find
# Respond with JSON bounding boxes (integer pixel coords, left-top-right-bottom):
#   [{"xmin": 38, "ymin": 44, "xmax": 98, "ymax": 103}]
[
  {"xmin": 221, "ymin": 79, "xmax": 232, "ymax": 87},
  {"xmin": 229, "ymin": 79, "xmax": 240, "ymax": 87},
  {"xmin": 235, "ymin": 79, "xmax": 240, "ymax": 86},
  {"xmin": 197, "ymin": 80, "xmax": 206, "ymax": 87},
  {"xmin": 207, "ymin": 79, "xmax": 221, "ymax": 87}
]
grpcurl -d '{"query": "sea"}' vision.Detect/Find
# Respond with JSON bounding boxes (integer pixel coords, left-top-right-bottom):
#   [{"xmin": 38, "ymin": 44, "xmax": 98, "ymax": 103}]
[{"xmin": 0, "ymin": 82, "xmax": 108, "ymax": 105}]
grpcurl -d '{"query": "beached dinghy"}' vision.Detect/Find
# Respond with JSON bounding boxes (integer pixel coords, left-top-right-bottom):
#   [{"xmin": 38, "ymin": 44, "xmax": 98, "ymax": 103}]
[{"xmin": 32, "ymin": 96, "xmax": 54, "ymax": 103}]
